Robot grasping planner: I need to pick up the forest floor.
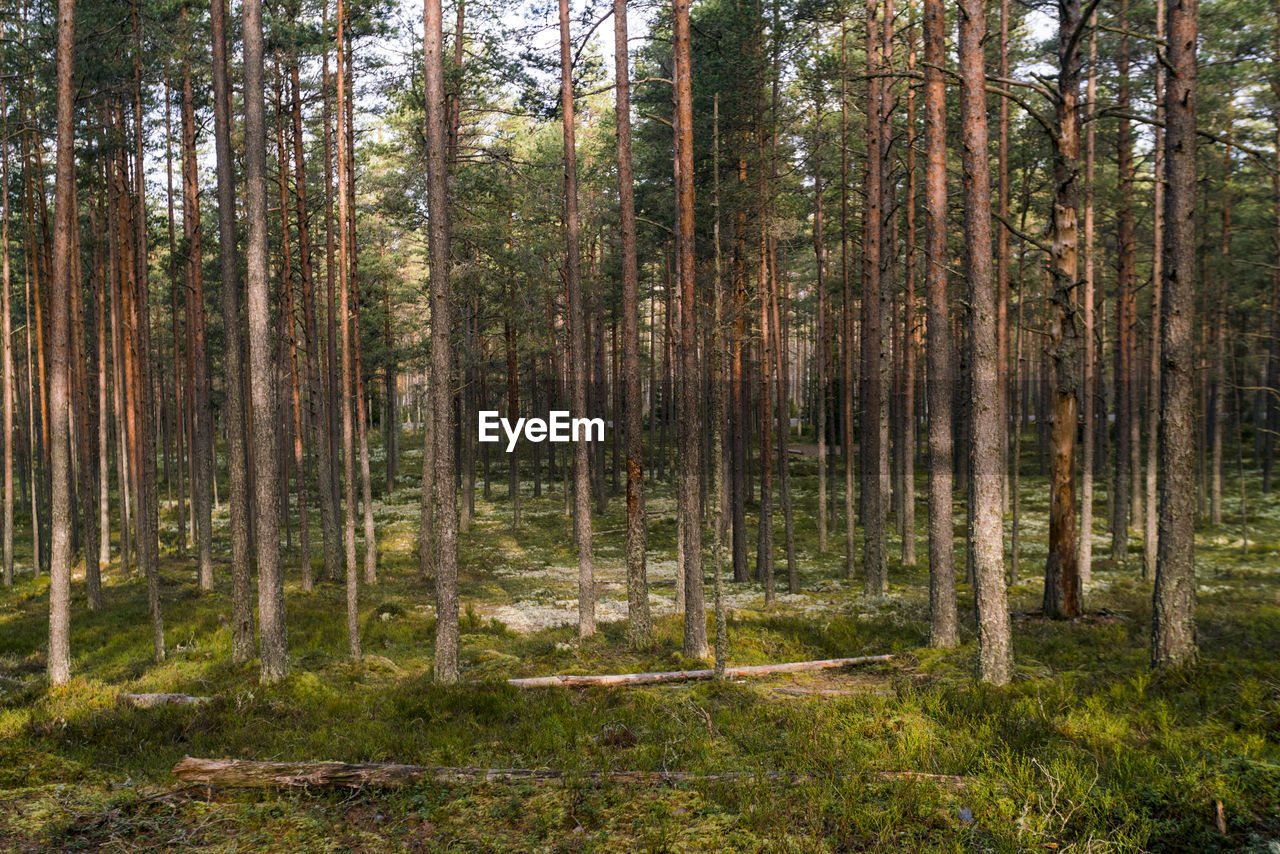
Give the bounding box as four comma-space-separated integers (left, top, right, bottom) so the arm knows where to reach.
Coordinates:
0, 433, 1278, 852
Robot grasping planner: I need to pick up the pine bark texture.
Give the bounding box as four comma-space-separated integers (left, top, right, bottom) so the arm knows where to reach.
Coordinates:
1043, 0, 1084, 620
1152, 0, 1199, 669
923, 0, 956, 649
46, 0, 75, 686
211, 0, 255, 665
674, 0, 707, 658
244, 0, 288, 682
425, 0, 460, 682
958, 0, 1010, 683
615, 0, 651, 649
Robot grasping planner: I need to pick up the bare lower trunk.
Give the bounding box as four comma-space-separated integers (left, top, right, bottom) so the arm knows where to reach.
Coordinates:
292, 62, 341, 584
674, 0, 706, 657
1152, 0, 1198, 669
183, 66, 215, 592
424, 0, 459, 682
811, 113, 829, 556
1113, 2, 1135, 565
923, 0, 955, 648
46, 0, 75, 684
559, 0, 595, 639
1145, 0, 1166, 580
958, 0, 1010, 683
244, 0, 288, 682
840, 24, 856, 582
861, 0, 887, 597
901, 4, 917, 568
1079, 21, 1097, 585
1043, 0, 1083, 619
615, 0, 650, 649
211, 0, 254, 664
1, 71, 15, 587
336, 0, 360, 660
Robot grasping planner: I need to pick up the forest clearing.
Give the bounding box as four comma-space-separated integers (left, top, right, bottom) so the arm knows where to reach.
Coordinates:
3, 0, 1280, 848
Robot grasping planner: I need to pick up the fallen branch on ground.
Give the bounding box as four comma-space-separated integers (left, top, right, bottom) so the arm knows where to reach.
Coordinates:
772, 686, 892, 697
506, 655, 895, 688
171, 757, 963, 790
120, 693, 210, 708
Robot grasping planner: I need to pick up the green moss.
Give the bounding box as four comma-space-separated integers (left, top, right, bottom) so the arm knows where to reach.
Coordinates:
0, 433, 1278, 850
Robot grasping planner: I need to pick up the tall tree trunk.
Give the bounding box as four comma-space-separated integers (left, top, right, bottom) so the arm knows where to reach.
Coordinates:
71, 185, 100, 609
275, 74, 311, 590
424, 0, 459, 683
756, 130, 774, 601
1113, 0, 1135, 565
343, 55, 377, 588
97, 177, 109, 569
46, 0, 75, 685
165, 81, 187, 555
1209, 124, 1231, 525
244, 0, 288, 682
322, 13, 341, 514
812, 113, 828, 555
958, 0, 1010, 683
1152, 0, 1198, 668
1079, 19, 1096, 585
130, 1, 161, 635
840, 22, 856, 582
105, 135, 127, 578
615, 0, 651, 649
731, 157, 748, 582
211, 0, 255, 663
900, 0, 917, 568
673, 0, 706, 657
1, 66, 14, 588
558, 0, 595, 639
711, 92, 728, 674
923, 0, 956, 648
771, 239, 796, 593
383, 289, 398, 490
183, 63, 215, 592
1145, 0, 1166, 579
1042, 0, 1084, 619
862, 0, 887, 596
335, 0, 360, 658
291, 62, 341, 584
997, 0, 1011, 516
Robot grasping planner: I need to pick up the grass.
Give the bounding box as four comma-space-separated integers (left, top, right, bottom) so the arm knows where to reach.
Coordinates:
0, 429, 1278, 852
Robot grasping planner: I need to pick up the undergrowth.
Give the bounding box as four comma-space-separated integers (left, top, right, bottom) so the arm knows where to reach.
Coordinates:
0, 430, 1277, 852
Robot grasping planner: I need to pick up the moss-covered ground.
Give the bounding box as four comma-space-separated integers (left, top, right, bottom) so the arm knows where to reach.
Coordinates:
0, 432, 1277, 851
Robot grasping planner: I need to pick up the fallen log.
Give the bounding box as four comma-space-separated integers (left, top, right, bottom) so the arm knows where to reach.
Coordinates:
120, 693, 210, 708
772, 686, 892, 697
506, 654, 895, 689
171, 757, 963, 791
